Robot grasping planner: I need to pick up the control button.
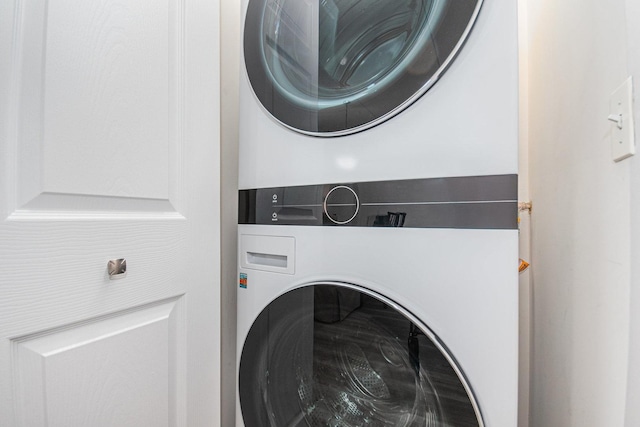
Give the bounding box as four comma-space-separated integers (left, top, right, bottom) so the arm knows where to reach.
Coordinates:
323, 186, 359, 225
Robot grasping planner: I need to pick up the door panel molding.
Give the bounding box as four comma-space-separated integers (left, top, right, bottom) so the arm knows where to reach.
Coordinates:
4, 0, 187, 218
11, 296, 186, 427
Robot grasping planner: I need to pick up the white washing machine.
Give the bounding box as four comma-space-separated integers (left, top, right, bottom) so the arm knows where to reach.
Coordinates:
236, 175, 518, 426
236, 222, 518, 426
239, 0, 518, 188
237, 0, 518, 425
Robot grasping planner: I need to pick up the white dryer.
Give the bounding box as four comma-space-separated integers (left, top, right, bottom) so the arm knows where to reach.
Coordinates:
239, 0, 518, 188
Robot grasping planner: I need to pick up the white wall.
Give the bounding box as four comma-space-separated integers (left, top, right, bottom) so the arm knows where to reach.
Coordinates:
517, 1, 532, 425
624, 0, 640, 425
525, 1, 631, 425
220, 0, 240, 425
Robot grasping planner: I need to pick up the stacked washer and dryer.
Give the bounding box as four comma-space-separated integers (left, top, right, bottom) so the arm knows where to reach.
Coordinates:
237, 0, 519, 425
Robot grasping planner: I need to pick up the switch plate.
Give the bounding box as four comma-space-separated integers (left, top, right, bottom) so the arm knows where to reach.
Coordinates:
610, 77, 635, 162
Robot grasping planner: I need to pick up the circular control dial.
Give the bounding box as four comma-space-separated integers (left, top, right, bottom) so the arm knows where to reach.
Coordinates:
323, 186, 360, 225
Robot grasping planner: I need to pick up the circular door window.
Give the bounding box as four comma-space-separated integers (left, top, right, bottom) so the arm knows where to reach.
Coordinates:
239, 283, 484, 426
244, 0, 482, 136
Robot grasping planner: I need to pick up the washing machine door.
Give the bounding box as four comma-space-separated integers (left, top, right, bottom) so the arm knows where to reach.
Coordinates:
239, 283, 484, 426
244, 0, 482, 136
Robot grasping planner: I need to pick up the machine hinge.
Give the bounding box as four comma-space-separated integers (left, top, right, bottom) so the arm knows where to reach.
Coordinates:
518, 201, 532, 213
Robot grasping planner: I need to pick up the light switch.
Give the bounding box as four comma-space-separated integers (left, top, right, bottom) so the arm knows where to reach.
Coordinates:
609, 77, 635, 162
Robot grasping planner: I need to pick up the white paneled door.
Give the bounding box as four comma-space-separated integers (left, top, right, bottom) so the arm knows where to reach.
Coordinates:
0, 0, 220, 426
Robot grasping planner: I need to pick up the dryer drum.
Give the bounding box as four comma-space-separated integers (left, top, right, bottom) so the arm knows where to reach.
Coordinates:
238, 283, 483, 426
244, 0, 482, 135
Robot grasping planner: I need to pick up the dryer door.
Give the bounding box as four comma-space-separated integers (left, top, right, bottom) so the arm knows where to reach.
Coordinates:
239, 283, 484, 426
243, 0, 482, 136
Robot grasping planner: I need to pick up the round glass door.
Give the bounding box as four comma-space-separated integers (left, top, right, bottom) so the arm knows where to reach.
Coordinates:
244, 0, 482, 136
239, 283, 483, 426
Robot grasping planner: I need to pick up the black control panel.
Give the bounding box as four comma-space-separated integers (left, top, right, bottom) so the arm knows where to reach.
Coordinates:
239, 175, 518, 230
